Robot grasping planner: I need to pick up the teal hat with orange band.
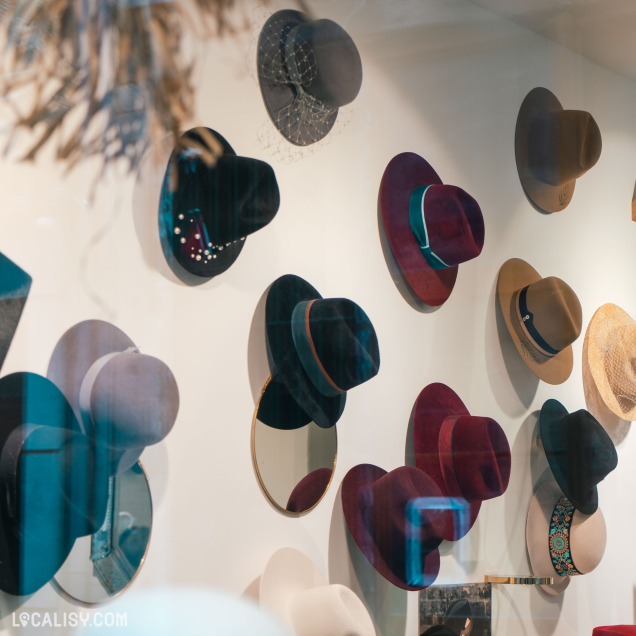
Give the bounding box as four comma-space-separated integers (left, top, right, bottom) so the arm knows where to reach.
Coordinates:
260, 274, 380, 430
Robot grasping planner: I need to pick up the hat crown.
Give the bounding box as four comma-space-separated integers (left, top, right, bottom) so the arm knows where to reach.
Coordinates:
303, 298, 380, 392
169, 128, 280, 244
521, 276, 582, 353
287, 19, 362, 108
415, 184, 484, 267
364, 466, 445, 580
529, 109, 602, 186
445, 415, 511, 502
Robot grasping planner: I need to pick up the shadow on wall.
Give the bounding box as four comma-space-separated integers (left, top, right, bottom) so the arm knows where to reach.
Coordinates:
485, 273, 539, 417
328, 482, 407, 636
247, 282, 272, 406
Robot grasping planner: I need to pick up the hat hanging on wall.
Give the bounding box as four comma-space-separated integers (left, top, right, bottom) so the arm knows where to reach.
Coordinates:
539, 399, 617, 514
515, 86, 602, 213
526, 480, 606, 596
158, 127, 280, 283
0, 372, 108, 596
260, 547, 376, 636
497, 258, 582, 384
0, 253, 31, 374
257, 10, 363, 146
260, 274, 380, 430
379, 153, 485, 307
584, 303, 636, 421
48, 320, 180, 474
413, 383, 511, 541
342, 464, 446, 591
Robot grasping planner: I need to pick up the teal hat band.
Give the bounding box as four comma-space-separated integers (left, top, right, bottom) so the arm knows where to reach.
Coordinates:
409, 185, 450, 270
291, 300, 345, 398
549, 495, 582, 577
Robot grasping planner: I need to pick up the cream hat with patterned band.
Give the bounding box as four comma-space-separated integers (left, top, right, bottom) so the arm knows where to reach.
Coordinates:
526, 481, 606, 596
585, 303, 636, 421
260, 548, 375, 636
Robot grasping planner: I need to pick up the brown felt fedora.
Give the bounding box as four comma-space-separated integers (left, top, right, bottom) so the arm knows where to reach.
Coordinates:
515, 87, 602, 213
497, 258, 582, 384
585, 304, 636, 421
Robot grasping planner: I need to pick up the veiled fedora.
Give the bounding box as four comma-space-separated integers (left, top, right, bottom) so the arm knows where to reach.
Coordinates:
48, 320, 179, 474
413, 383, 511, 541
260, 274, 380, 430
515, 87, 602, 213
585, 303, 636, 420
539, 399, 617, 514
257, 10, 362, 146
159, 127, 280, 282
379, 153, 485, 307
526, 481, 606, 596
260, 548, 375, 636
0, 372, 108, 595
497, 258, 582, 384
0, 253, 31, 374
342, 464, 445, 591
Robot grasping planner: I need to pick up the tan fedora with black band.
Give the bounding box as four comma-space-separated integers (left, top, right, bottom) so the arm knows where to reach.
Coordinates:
497, 258, 582, 384
515, 87, 602, 213
585, 303, 636, 421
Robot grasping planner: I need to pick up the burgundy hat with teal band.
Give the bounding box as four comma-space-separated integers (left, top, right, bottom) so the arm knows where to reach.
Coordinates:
413, 383, 511, 541
342, 464, 446, 590
379, 153, 485, 307
261, 274, 380, 430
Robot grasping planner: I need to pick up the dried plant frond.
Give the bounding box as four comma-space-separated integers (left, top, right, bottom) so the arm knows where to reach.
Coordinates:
0, 0, 261, 175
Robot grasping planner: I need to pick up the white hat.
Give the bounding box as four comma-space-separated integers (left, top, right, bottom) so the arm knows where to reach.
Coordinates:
526, 481, 606, 596
260, 548, 376, 636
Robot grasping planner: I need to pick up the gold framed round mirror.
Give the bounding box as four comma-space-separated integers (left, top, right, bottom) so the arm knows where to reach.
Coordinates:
252, 376, 337, 514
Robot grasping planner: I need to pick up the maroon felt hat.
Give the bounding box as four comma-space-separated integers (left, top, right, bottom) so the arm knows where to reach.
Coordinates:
379, 152, 485, 307
413, 383, 511, 541
341, 463, 445, 591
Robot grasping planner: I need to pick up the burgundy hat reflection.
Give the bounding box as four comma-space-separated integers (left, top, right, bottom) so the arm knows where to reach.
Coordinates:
341, 383, 510, 590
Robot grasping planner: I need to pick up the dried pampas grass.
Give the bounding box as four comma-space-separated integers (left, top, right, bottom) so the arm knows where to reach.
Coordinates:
0, 0, 253, 173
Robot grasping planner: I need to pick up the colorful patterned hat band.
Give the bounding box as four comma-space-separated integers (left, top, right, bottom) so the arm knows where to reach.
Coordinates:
549, 495, 581, 577
409, 186, 451, 270
516, 285, 560, 357
291, 300, 345, 398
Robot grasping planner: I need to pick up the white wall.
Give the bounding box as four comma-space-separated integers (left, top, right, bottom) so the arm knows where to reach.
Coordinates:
0, 0, 635, 634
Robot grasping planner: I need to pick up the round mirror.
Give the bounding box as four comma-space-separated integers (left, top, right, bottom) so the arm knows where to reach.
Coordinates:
252, 376, 337, 513
52, 461, 152, 605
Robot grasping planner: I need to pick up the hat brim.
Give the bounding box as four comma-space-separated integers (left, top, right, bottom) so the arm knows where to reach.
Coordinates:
539, 399, 598, 514
257, 10, 338, 146
341, 463, 440, 591
413, 383, 481, 541
158, 128, 244, 282
265, 275, 346, 429
260, 547, 327, 628
497, 258, 573, 385
515, 87, 575, 213
379, 153, 458, 307
586, 304, 636, 420
0, 372, 82, 595
525, 480, 571, 596
47, 320, 136, 428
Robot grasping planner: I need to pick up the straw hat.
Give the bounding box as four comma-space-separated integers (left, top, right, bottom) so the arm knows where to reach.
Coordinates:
515, 87, 602, 213
526, 481, 606, 596
260, 548, 375, 636
497, 258, 582, 384
585, 304, 636, 421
